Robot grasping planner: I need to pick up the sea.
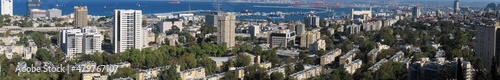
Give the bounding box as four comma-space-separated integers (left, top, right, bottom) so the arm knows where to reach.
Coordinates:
10, 0, 379, 20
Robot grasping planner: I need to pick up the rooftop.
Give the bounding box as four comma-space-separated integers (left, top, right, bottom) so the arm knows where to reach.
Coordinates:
341, 49, 359, 59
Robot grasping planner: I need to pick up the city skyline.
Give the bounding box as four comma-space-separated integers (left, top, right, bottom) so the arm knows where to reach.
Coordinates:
0, 0, 500, 80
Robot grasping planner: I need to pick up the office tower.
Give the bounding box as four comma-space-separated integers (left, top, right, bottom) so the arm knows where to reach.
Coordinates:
300, 29, 321, 48
412, 7, 420, 18
304, 15, 320, 27
74, 6, 88, 28
454, 0, 460, 13
475, 22, 500, 71
47, 8, 62, 18
248, 25, 260, 37
27, 0, 40, 16
59, 27, 102, 59
205, 15, 218, 27
216, 13, 236, 48
113, 9, 144, 53
205, 12, 220, 27
269, 30, 296, 48
1, 0, 13, 15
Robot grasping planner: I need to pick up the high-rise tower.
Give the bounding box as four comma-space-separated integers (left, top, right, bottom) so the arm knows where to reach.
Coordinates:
74, 6, 88, 28
1, 0, 13, 16
113, 9, 144, 53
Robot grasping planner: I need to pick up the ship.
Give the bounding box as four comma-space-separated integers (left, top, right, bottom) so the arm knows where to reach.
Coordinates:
169, 1, 180, 4
241, 9, 252, 13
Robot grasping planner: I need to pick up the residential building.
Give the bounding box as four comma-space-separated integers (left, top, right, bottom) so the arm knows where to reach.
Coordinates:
209, 57, 229, 69
344, 59, 362, 74
288, 22, 306, 35
27, 0, 41, 16
383, 19, 398, 27
158, 20, 184, 33
309, 39, 326, 54
216, 13, 236, 48
113, 77, 133, 80
462, 61, 474, 80
113, 9, 144, 53
59, 27, 102, 59
304, 15, 320, 27
340, 49, 359, 65
290, 65, 322, 80
320, 49, 342, 65
362, 21, 382, 31
74, 6, 88, 28
367, 48, 380, 63
1, 0, 13, 15
300, 29, 320, 48
454, 0, 460, 13
265, 65, 287, 77
29, 9, 46, 18
47, 8, 62, 18
92, 75, 108, 80
345, 24, 361, 34
408, 57, 470, 80
475, 22, 500, 70
205, 72, 225, 80
389, 51, 405, 61
412, 7, 421, 18
165, 34, 179, 45
82, 73, 101, 80
268, 30, 296, 48
351, 7, 372, 22
179, 67, 206, 80
248, 25, 260, 37
136, 68, 162, 80
368, 59, 388, 72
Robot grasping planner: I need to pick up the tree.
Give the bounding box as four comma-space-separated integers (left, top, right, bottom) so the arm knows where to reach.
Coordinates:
161, 66, 181, 80
235, 54, 251, 67
295, 63, 305, 72
270, 72, 285, 80
110, 67, 135, 79
221, 71, 239, 80
198, 57, 217, 75
167, 26, 181, 35
244, 65, 270, 80
35, 49, 52, 61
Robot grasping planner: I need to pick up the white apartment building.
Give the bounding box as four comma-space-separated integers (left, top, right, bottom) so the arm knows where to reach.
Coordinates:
59, 27, 102, 59
113, 9, 144, 53
47, 8, 62, 18
158, 20, 183, 33
1, 0, 13, 16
